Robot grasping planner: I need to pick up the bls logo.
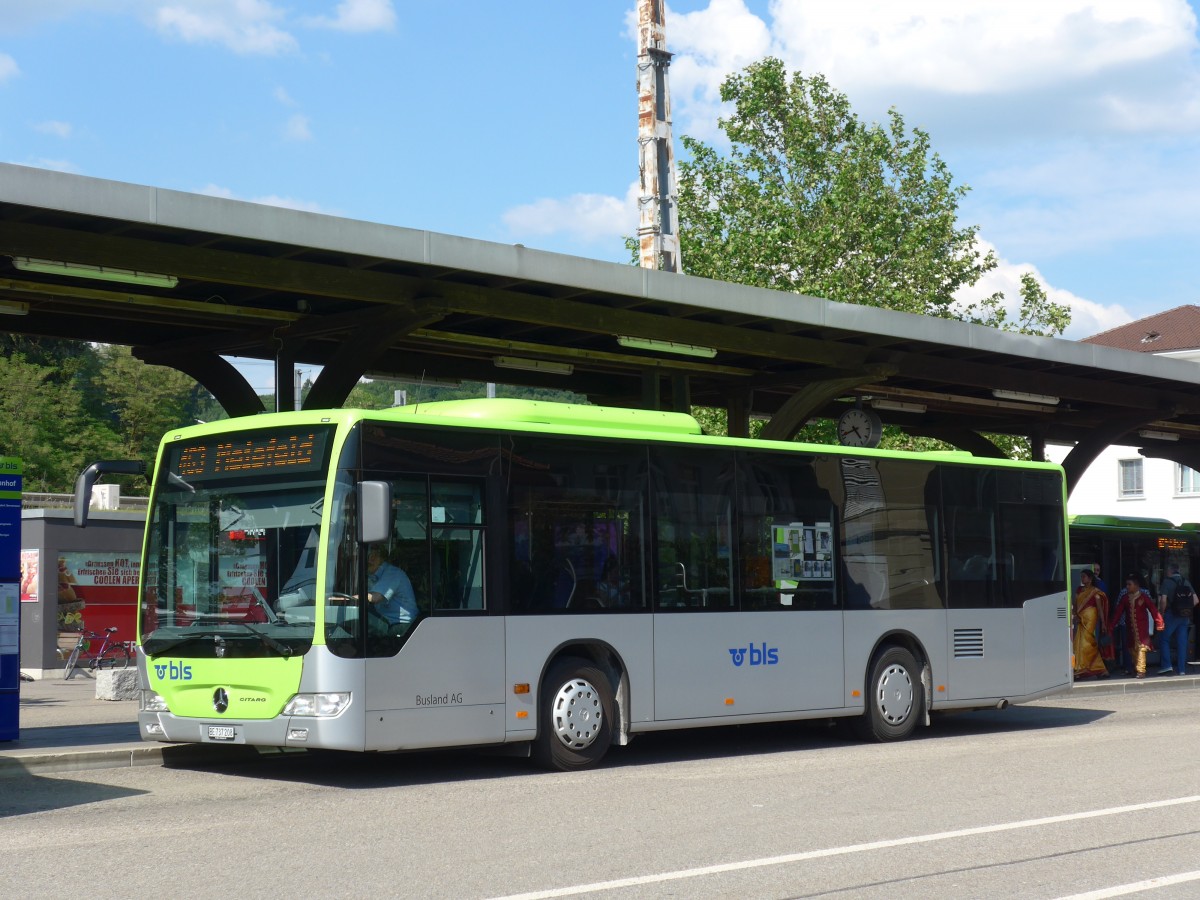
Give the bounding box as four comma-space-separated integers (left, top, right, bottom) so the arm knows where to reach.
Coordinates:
154, 662, 193, 681
728, 643, 779, 667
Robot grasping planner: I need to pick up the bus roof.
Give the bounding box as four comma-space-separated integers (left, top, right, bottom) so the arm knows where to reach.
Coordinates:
1069, 514, 1185, 532
387, 398, 702, 435
162, 399, 1063, 472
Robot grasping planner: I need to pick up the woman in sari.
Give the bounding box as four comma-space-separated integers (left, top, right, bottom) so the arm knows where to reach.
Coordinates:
1108, 574, 1165, 678
1073, 570, 1109, 678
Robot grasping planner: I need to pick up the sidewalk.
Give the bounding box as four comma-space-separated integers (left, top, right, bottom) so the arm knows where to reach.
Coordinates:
3, 670, 1198, 779
0, 674, 293, 778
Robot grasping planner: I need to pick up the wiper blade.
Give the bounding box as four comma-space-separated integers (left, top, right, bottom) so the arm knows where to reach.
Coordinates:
241, 623, 294, 657
144, 630, 222, 655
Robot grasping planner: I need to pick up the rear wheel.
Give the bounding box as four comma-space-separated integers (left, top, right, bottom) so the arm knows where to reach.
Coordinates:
94, 644, 132, 670
854, 646, 922, 742
532, 658, 613, 771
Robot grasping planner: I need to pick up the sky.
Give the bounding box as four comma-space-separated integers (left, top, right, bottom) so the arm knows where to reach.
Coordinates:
3, 1, 1200, 391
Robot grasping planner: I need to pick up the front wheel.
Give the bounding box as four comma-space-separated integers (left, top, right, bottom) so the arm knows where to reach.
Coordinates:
532, 659, 614, 771
854, 646, 922, 742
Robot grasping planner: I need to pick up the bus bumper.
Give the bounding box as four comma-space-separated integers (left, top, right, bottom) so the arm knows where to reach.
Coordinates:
137, 709, 364, 751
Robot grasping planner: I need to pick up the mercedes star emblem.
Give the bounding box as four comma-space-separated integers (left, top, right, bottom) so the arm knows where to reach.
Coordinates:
213, 687, 229, 713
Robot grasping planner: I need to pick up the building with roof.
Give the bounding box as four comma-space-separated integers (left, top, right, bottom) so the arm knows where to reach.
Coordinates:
1047, 306, 1200, 525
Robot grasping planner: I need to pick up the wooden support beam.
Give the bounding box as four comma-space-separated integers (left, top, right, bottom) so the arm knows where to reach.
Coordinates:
759, 367, 896, 441
133, 348, 264, 418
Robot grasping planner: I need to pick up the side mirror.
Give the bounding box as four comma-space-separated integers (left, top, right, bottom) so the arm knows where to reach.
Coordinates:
357, 480, 392, 544
74, 460, 147, 528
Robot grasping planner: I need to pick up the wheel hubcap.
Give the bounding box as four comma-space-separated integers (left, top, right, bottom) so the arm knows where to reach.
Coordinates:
551, 677, 603, 749
876, 663, 914, 725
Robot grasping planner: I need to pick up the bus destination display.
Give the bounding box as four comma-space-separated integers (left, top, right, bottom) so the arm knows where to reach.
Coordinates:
170, 428, 330, 481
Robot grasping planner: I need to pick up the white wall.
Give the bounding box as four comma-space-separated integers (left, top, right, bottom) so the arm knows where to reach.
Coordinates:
1046, 443, 1200, 526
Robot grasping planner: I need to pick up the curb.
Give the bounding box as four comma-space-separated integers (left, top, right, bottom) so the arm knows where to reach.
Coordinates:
1069, 674, 1200, 698
0, 742, 304, 779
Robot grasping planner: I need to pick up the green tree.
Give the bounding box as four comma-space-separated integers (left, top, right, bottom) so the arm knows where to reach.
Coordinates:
666, 58, 1069, 455
0, 353, 121, 492
94, 345, 211, 489
674, 57, 1069, 335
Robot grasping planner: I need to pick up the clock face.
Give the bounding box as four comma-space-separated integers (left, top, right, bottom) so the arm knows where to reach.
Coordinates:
837, 408, 882, 448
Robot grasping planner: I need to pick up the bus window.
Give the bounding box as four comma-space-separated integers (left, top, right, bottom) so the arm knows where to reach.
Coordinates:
839, 458, 943, 610
738, 453, 837, 610
506, 438, 646, 613
430, 480, 485, 610
997, 470, 1065, 605
652, 448, 735, 610
943, 467, 1000, 608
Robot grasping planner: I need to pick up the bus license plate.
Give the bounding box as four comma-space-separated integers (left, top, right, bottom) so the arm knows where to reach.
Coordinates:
207, 725, 236, 741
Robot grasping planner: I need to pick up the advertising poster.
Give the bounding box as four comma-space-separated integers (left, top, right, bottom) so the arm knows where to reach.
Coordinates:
20, 549, 38, 602
58, 553, 141, 643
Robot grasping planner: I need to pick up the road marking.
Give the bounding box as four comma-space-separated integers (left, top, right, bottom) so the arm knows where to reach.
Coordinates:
491, 795, 1200, 900
1054, 870, 1200, 899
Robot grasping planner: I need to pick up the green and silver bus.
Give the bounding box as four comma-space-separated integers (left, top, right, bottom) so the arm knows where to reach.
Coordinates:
77, 399, 1072, 769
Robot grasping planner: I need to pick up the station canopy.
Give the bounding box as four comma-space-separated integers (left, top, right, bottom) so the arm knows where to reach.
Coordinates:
3, 163, 1199, 488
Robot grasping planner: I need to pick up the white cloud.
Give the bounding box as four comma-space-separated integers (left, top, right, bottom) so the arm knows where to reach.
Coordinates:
954, 240, 1132, 339
152, 0, 297, 55
283, 113, 312, 142
33, 120, 72, 138
502, 182, 640, 244
769, 0, 1197, 95
273, 86, 297, 107
304, 0, 396, 33
0, 53, 18, 83
660, 1, 1200, 138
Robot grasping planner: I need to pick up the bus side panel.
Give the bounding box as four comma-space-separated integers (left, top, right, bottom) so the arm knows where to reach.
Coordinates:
653, 611, 843, 721
841, 610, 947, 710
363, 618, 506, 751
945, 608, 1024, 700
503, 614, 654, 739
1023, 592, 1072, 694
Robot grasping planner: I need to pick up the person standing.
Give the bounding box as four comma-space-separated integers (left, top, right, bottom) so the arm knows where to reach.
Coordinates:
1157, 562, 1197, 676
1109, 575, 1165, 679
1073, 570, 1109, 679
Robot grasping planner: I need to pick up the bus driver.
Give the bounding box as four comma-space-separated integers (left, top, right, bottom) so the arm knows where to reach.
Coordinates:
365, 546, 419, 627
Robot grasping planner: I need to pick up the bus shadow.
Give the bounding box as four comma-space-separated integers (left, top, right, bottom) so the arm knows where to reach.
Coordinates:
172, 703, 1112, 788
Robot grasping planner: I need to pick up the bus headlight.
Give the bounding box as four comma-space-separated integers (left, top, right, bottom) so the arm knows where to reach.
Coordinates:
141, 691, 169, 712
283, 692, 350, 717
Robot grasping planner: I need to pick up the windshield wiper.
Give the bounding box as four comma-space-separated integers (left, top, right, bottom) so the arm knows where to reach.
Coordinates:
143, 629, 224, 656
240, 623, 293, 657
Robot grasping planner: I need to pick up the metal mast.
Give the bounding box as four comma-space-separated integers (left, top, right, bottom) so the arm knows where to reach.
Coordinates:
636, 0, 682, 273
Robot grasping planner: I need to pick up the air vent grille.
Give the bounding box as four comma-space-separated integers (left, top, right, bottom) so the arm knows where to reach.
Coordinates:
954, 627, 985, 658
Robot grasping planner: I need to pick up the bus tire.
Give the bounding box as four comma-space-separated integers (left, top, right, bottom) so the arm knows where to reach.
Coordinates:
533, 659, 613, 771
855, 646, 921, 742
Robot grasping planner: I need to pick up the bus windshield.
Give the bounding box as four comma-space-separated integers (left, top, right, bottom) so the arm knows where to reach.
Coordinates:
141, 469, 328, 659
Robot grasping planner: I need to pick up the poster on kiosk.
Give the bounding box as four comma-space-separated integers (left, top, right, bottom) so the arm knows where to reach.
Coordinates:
0, 457, 21, 742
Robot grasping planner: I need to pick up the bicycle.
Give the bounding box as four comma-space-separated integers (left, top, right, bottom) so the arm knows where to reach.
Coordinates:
62, 627, 132, 680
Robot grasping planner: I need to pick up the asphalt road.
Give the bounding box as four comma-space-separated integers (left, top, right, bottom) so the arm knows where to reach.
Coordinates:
4, 691, 1200, 899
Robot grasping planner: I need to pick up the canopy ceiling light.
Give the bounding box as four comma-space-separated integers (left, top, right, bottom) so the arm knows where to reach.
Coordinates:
494, 356, 574, 376
1138, 429, 1180, 442
0, 299, 29, 316
871, 398, 926, 414
11, 256, 179, 289
364, 372, 462, 389
616, 335, 717, 358
990, 389, 1059, 406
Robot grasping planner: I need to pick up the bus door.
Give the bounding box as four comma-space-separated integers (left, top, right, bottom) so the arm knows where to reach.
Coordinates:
358, 475, 505, 749
652, 452, 844, 721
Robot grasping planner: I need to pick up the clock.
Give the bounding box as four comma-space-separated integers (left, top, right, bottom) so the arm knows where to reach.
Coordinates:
837, 407, 883, 448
